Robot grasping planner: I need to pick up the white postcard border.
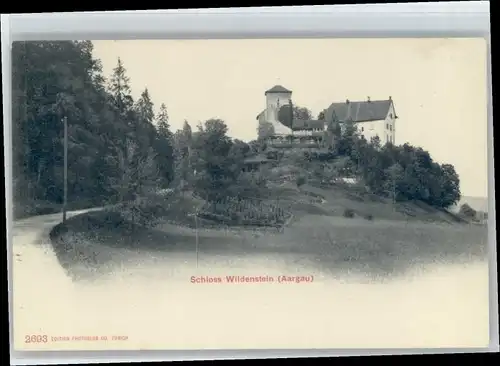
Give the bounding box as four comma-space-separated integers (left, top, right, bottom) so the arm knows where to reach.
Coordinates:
2, 2, 497, 365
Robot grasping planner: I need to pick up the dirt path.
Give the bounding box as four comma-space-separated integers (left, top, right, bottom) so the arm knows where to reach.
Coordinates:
10, 208, 105, 347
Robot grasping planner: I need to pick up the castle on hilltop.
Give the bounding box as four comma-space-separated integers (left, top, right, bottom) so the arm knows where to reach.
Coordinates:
256, 84, 398, 148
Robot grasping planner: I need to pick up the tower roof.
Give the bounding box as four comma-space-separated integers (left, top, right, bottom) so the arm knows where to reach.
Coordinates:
265, 85, 292, 94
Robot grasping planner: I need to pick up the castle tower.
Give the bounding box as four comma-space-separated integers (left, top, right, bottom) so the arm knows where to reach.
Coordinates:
265, 85, 292, 123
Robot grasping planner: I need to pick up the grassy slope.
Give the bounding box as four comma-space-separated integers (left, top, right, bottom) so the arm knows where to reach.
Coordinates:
270, 182, 466, 224
48, 183, 487, 280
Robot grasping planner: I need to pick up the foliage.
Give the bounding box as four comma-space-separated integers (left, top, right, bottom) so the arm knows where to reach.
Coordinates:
364, 214, 374, 221
248, 139, 266, 154
198, 196, 290, 227
277, 101, 313, 128
296, 176, 307, 187
12, 40, 461, 222
11, 41, 174, 218
190, 119, 242, 201
343, 208, 355, 218
329, 127, 461, 208
172, 120, 194, 190
293, 105, 313, 121
257, 120, 275, 140
337, 119, 359, 157
459, 203, 476, 218
153, 103, 175, 185
384, 162, 404, 203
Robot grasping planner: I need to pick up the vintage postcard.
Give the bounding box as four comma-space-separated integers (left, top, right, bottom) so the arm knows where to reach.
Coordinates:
9, 38, 493, 352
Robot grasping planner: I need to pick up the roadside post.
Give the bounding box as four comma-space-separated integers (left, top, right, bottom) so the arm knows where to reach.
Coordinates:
62, 116, 68, 223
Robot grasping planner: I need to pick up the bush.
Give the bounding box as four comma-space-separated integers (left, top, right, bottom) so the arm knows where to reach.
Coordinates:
296, 176, 307, 187
115, 192, 181, 228
343, 208, 355, 218
458, 203, 476, 218
364, 214, 374, 221
199, 197, 289, 227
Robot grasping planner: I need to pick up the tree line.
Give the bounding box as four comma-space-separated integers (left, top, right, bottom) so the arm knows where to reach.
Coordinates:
11, 41, 260, 217
302, 119, 461, 208
11, 41, 175, 214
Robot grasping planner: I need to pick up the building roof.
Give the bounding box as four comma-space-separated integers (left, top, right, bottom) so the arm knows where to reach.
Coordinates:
324, 98, 394, 123
265, 85, 292, 94
291, 119, 325, 131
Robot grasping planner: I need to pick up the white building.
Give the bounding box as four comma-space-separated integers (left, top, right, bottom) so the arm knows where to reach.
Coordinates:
256, 85, 398, 147
256, 85, 294, 136
323, 97, 398, 145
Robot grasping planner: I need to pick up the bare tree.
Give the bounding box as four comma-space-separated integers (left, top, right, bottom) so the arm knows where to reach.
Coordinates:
108, 138, 163, 229
108, 138, 137, 203
136, 147, 161, 195
385, 163, 404, 205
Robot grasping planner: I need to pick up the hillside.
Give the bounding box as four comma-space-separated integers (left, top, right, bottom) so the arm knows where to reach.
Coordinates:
264, 181, 466, 225
253, 156, 466, 225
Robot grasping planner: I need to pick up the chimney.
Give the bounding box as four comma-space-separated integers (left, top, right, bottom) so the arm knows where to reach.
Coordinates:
346, 99, 350, 104
367, 96, 371, 102
389, 96, 392, 101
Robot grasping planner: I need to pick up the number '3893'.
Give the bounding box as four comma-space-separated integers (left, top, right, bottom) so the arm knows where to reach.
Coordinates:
25, 335, 48, 343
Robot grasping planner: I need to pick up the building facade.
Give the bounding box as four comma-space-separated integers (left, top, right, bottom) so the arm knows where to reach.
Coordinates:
323, 97, 397, 145
256, 85, 334, 150
256, 84, 398, 149
257, 85, 294, 136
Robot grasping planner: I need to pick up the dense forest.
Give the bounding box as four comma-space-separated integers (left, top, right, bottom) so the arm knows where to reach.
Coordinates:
11, 41, 175, 217
10, 41, 258, 218
11, 41, 461, 220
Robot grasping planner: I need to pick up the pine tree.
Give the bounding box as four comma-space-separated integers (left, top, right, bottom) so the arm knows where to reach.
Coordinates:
152, 103, 174, 186
136, 88, 155, 126
108, 58, 135, 147
172, 121, 193, 191
134, 88, 157, 152
181, 120, 193, 145
156, 103, 172, 140
109, 58, 134, 116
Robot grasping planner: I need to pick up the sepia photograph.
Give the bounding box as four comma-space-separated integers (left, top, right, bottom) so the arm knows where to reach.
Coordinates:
9, 37, 492, 351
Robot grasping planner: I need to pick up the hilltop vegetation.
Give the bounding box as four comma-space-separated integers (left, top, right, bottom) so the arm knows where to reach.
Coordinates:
13, 41, 463, 230
294, 118, 461, 210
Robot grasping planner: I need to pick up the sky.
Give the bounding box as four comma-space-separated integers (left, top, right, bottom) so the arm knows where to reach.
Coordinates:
92, 38, 489, 198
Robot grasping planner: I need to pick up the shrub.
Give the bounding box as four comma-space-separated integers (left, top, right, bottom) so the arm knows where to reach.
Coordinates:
459, 203, 476, 218
296, 176, 307, 187
199, 197, 289, 227
364, 214, 374, 221
343, 208, 355, 218
115, 191, 181, 228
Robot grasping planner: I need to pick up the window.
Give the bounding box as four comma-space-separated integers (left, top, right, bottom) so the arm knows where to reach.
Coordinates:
361, 127, 364, 132
386, 123, 389, 129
